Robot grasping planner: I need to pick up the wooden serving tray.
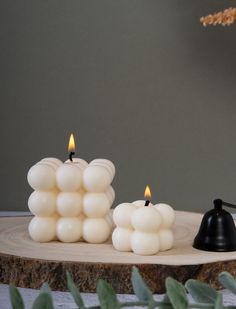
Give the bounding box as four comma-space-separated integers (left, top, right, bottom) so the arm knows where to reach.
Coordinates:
1, 211, 236, 293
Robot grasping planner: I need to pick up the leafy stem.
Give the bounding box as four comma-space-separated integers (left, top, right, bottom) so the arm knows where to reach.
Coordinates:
119, 301, 218, 308
8, 268, 236, 309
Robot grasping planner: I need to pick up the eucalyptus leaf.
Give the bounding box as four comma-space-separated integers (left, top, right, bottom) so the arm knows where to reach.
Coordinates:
219, 272, 236, 294
40, 283, 51, 294
185, 279, 217, 304
131, 266, 153, 302
214, 293, 223, 309
66, 271, 85, 309
9, 284, 24, 309
8, 267, 236, 309
32, 293, 54, 309
97, 279, 120, 309
165, 277, 188, 309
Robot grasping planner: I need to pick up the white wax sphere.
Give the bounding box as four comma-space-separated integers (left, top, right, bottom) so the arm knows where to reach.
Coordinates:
56, 163, 82, 191
159, 229, 174, 251
28, 191, 57, 216
83, 218, 111, 243
131, 207, 162, 232
57, 192, 82, 217
105, 186, 115, 204
83, 166, 112, 192
27, 164, 56, 191
154, 203, 175, 228
41, 157, 63, 167
29, 217, 57, 242
112, 227, 132, 252
56, 218, 83, 242
133, 200, 153, 207
90, 159, 115, 179
65, 158, 88, 170
131, 231, 160, 255
105, 210, 115, 229
113, 203, 137, 229
83, 193, 110, 218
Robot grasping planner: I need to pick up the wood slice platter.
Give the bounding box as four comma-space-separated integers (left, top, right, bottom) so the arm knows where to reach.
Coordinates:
1, 211, 236, 293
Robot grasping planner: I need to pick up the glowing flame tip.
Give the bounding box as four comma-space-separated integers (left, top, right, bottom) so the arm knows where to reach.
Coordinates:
144, 185, 151, 199
68, 133, 75, 153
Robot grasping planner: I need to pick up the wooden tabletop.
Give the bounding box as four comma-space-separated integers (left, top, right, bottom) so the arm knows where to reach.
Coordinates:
1, 211, 236, 293
0, 212, 236, 265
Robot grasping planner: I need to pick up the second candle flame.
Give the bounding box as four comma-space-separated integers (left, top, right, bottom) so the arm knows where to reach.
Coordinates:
144, 185, 151, 199
68, 134, 75, 153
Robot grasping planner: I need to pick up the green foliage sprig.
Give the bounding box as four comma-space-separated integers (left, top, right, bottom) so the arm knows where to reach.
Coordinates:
8, 267, 236, 309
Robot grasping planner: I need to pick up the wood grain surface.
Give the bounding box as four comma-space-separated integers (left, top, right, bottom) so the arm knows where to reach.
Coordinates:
1, 212, 236, 293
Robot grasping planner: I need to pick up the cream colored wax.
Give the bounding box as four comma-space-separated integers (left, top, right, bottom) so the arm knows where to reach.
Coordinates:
28, 156, 115, 244
112, 200, 175, 255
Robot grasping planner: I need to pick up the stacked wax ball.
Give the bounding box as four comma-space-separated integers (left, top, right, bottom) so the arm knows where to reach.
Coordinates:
27, 157, 115, 243
112, 200, 175, 255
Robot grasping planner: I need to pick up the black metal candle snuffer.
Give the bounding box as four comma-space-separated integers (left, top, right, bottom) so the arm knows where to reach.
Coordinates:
193, 199, 236, 252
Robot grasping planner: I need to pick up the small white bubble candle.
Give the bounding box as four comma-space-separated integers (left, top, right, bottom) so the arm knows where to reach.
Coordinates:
112, 186, 175, 255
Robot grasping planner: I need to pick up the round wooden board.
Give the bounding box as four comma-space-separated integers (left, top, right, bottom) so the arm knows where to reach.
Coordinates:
1, 211, 236, 293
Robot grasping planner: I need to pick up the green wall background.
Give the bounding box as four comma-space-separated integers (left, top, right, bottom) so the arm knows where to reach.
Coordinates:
1, 1, 236, 212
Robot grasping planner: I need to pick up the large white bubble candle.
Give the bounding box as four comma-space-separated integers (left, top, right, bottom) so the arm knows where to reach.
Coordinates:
28, 133, 116, 244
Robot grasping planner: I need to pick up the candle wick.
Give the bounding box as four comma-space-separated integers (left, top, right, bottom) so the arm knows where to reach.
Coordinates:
144, 200, 150, 206
69, 152, 75, 162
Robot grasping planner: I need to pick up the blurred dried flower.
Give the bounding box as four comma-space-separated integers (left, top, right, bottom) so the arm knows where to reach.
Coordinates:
200, 7, 236, 26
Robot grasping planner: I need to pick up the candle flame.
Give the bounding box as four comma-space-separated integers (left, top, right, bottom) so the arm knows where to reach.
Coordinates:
144, 185, 151, 199
68, 134, 75, 153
